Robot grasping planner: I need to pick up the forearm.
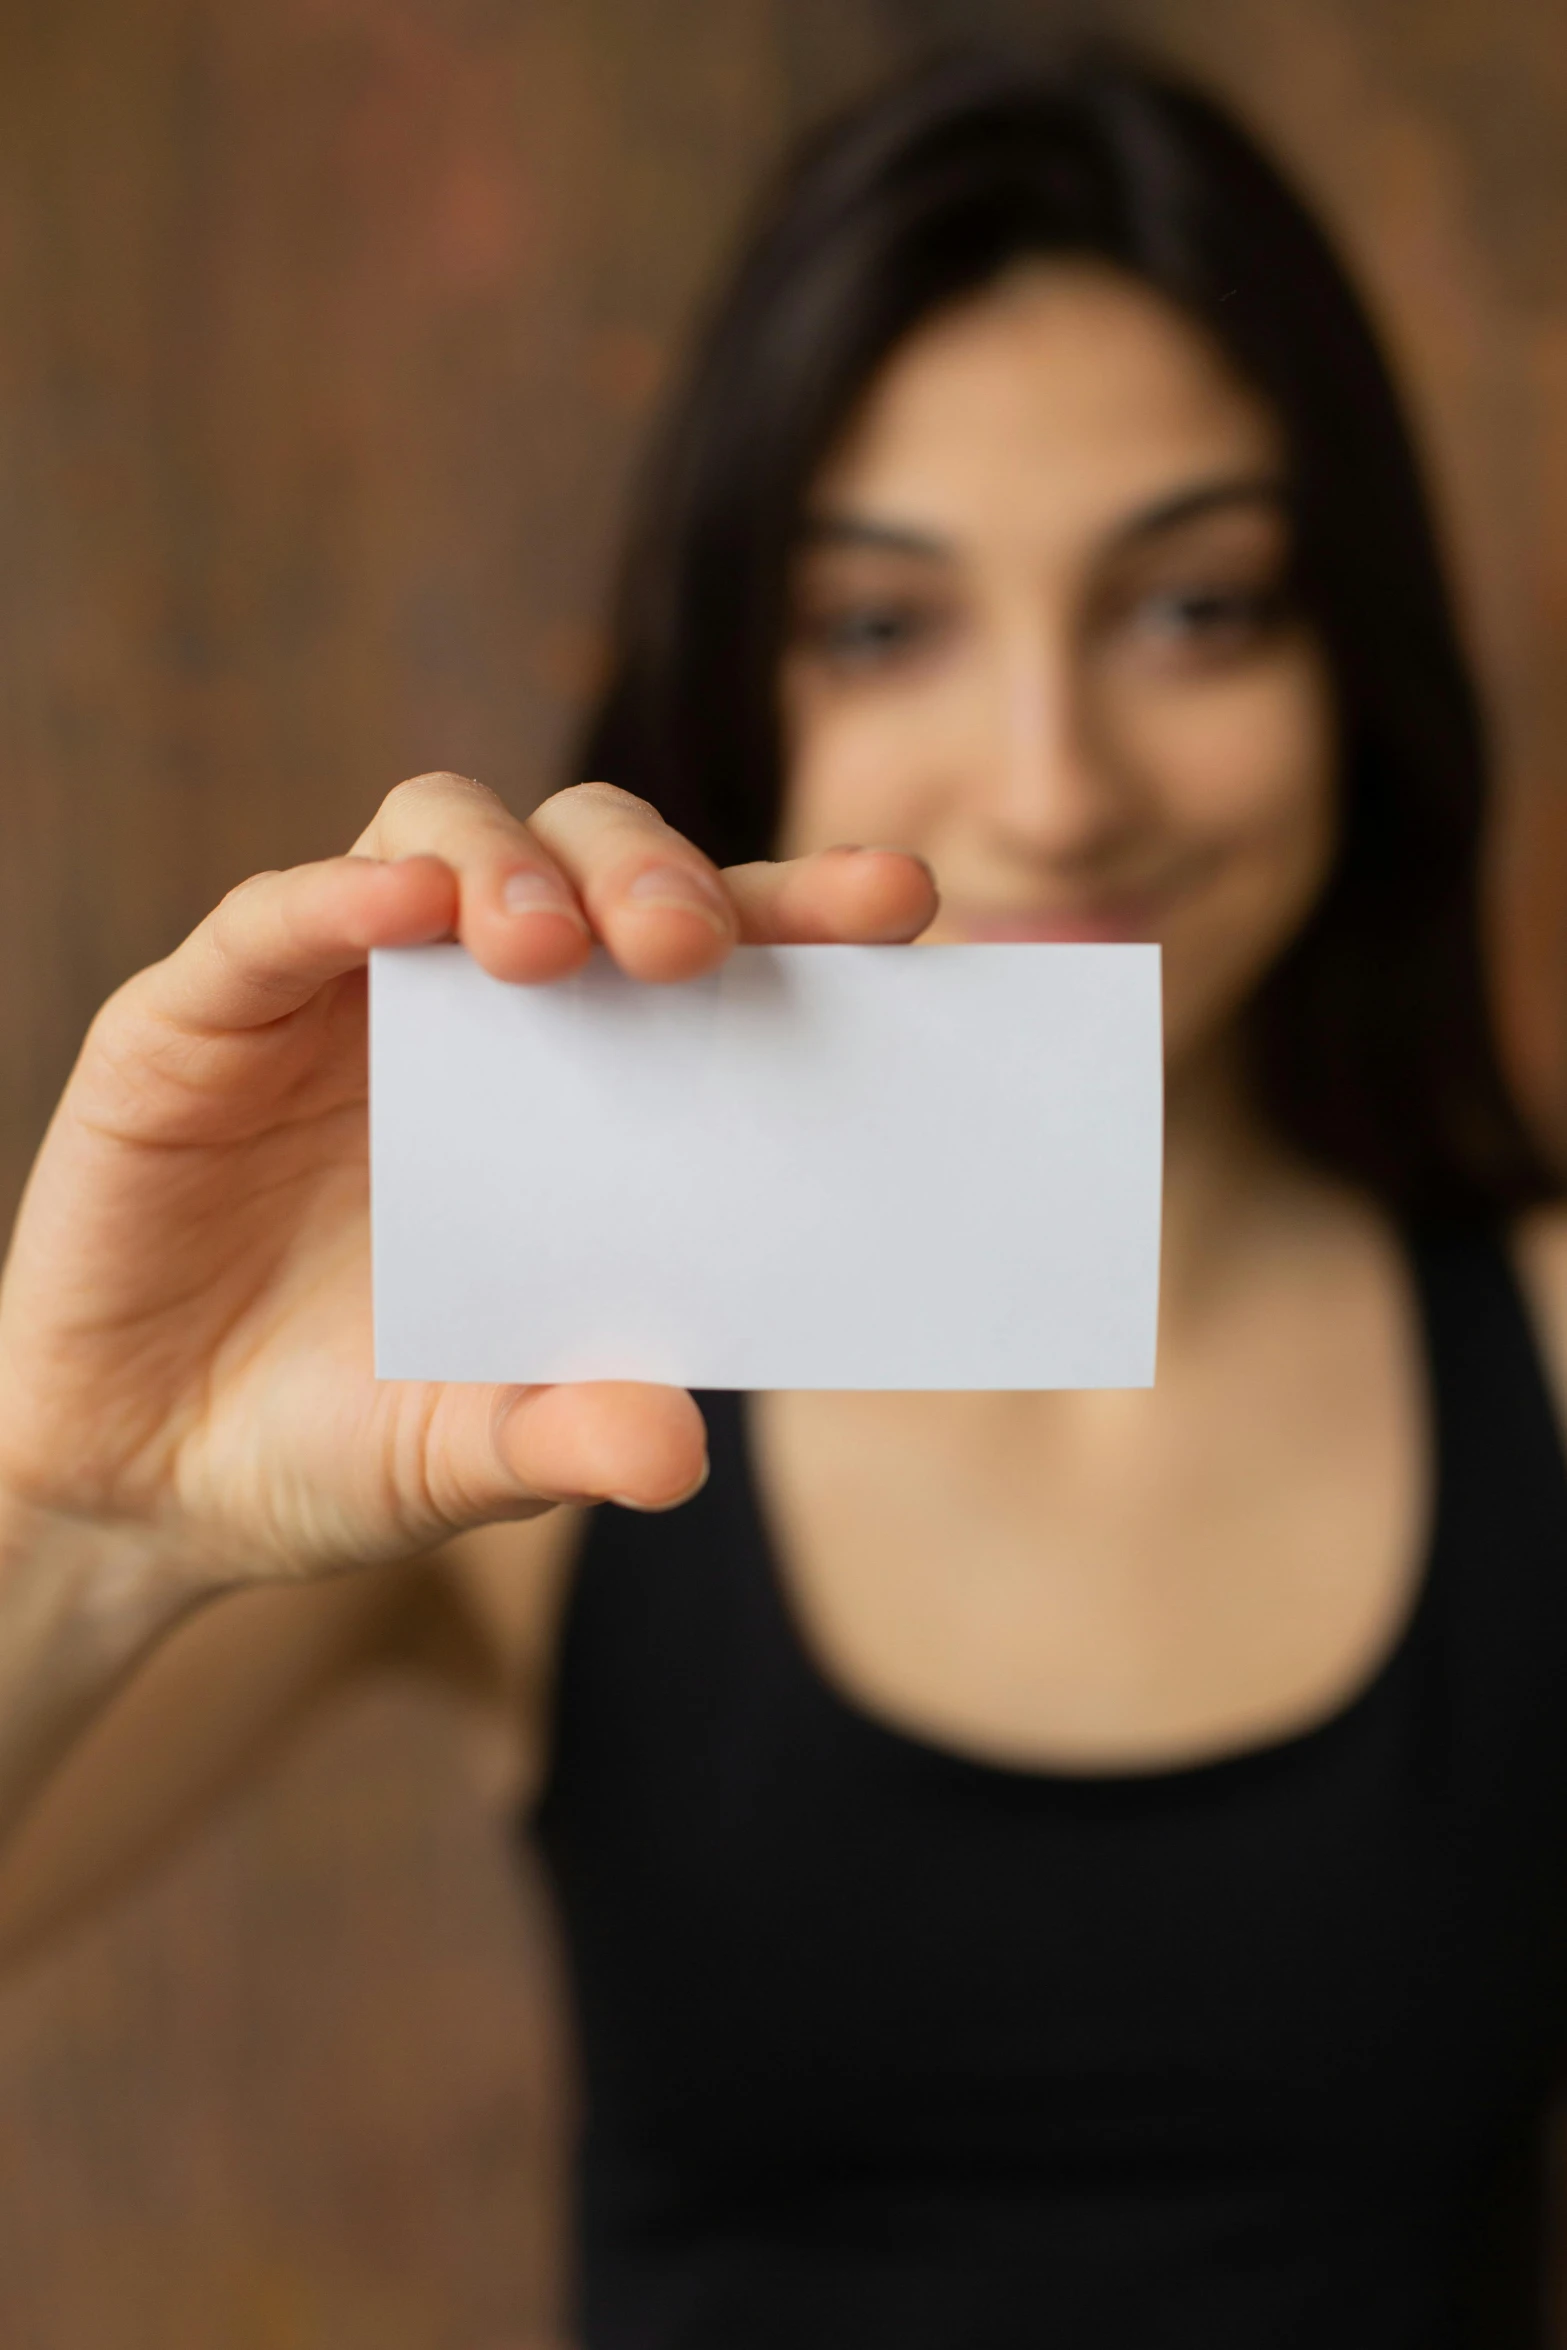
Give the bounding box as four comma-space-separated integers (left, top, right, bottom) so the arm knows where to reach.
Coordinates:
0, 1490, 219, 1856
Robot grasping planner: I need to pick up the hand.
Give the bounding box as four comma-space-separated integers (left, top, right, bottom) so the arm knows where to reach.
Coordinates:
0, 777, 936, 1587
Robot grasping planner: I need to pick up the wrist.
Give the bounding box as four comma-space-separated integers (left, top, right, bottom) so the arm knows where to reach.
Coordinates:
0, 1483, 235, 1863
0, 1482, 228, 1665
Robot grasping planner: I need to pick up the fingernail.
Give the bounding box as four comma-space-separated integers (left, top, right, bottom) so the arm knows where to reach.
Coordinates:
503, 868, 587, 926
625, 863, 733, 934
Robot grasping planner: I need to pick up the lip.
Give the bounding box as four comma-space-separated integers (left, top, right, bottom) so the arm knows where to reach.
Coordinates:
941, 898, 1167, 945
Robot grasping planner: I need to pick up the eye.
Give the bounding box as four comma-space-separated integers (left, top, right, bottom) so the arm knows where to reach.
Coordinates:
1132, 581, 1285, 650
797, 599, 943, 672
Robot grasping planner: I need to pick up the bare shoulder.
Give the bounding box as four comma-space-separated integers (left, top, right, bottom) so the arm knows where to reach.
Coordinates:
1510, 1202, 1567, 1425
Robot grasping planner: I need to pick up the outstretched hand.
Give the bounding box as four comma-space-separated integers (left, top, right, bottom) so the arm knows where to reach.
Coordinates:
0, 777, 935, 1588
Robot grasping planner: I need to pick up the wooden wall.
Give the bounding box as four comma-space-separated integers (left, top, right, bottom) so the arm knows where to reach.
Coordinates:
0, 0, 1563, 2340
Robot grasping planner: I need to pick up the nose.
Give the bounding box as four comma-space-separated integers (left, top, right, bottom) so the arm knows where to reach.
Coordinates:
978, 625, 1134, 868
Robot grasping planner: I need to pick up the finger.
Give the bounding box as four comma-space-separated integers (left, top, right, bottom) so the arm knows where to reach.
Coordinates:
722, 845, 937, 945
133, 855, 459, 1034
358, 772, 593, 983
529, 781, 739, 983
421, 1380, 710, 1524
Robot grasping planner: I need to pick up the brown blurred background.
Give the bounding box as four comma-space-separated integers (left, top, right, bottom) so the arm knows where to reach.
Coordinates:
1, 0, 1565, 2342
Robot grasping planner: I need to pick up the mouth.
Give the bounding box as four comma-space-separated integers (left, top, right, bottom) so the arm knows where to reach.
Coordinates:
938, 893, 1173, 946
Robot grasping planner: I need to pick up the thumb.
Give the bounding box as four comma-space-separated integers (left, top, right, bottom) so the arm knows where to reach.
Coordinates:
416, 1379, 710, 1529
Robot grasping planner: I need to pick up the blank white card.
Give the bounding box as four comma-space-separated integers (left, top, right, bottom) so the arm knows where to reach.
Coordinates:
370, 942, 1162, 1390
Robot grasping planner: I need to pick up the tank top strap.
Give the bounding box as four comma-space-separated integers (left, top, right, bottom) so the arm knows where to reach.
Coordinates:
1400, 1222, 1567, 1799
1405, 1221, 1567, 1561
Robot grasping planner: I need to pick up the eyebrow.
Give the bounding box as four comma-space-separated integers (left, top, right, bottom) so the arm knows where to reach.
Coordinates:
1110, 471, 1288, 547
797, 514, 951, 560
798, 472, 1288, 565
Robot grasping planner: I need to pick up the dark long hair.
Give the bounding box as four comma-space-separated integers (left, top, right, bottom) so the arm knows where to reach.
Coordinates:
575, 44, 1558, 1219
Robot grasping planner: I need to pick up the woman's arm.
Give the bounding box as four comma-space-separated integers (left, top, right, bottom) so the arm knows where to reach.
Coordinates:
0, 1507, 581, 1970
0, 770, 933, 1935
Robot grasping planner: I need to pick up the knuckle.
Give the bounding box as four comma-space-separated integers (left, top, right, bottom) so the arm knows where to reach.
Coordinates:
382, 771, 491, 821
216, 868, 280, 912
204, 896, 251, 981
557, 779, 663, 825
375, 777, 420, 827
399, 769, 482, 793
84, 977, 140, 1058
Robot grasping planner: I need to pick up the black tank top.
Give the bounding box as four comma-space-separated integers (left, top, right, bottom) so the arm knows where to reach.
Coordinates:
533, 1226, 1567, 2348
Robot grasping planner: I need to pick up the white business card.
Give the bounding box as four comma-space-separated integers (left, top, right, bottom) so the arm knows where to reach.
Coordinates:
371, 941, 1161, 1389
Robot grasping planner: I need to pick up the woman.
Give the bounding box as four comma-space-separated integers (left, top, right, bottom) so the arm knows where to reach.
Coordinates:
0, 41, 1562, 2348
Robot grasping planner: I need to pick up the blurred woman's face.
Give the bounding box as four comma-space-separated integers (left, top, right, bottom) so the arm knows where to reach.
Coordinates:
778, 262, 1336, 1070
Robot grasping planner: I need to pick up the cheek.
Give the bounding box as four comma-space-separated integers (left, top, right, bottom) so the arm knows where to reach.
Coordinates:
1134, 649, 1338, 1033
776, 666, 961, 858
1144, 650, 1335, 895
